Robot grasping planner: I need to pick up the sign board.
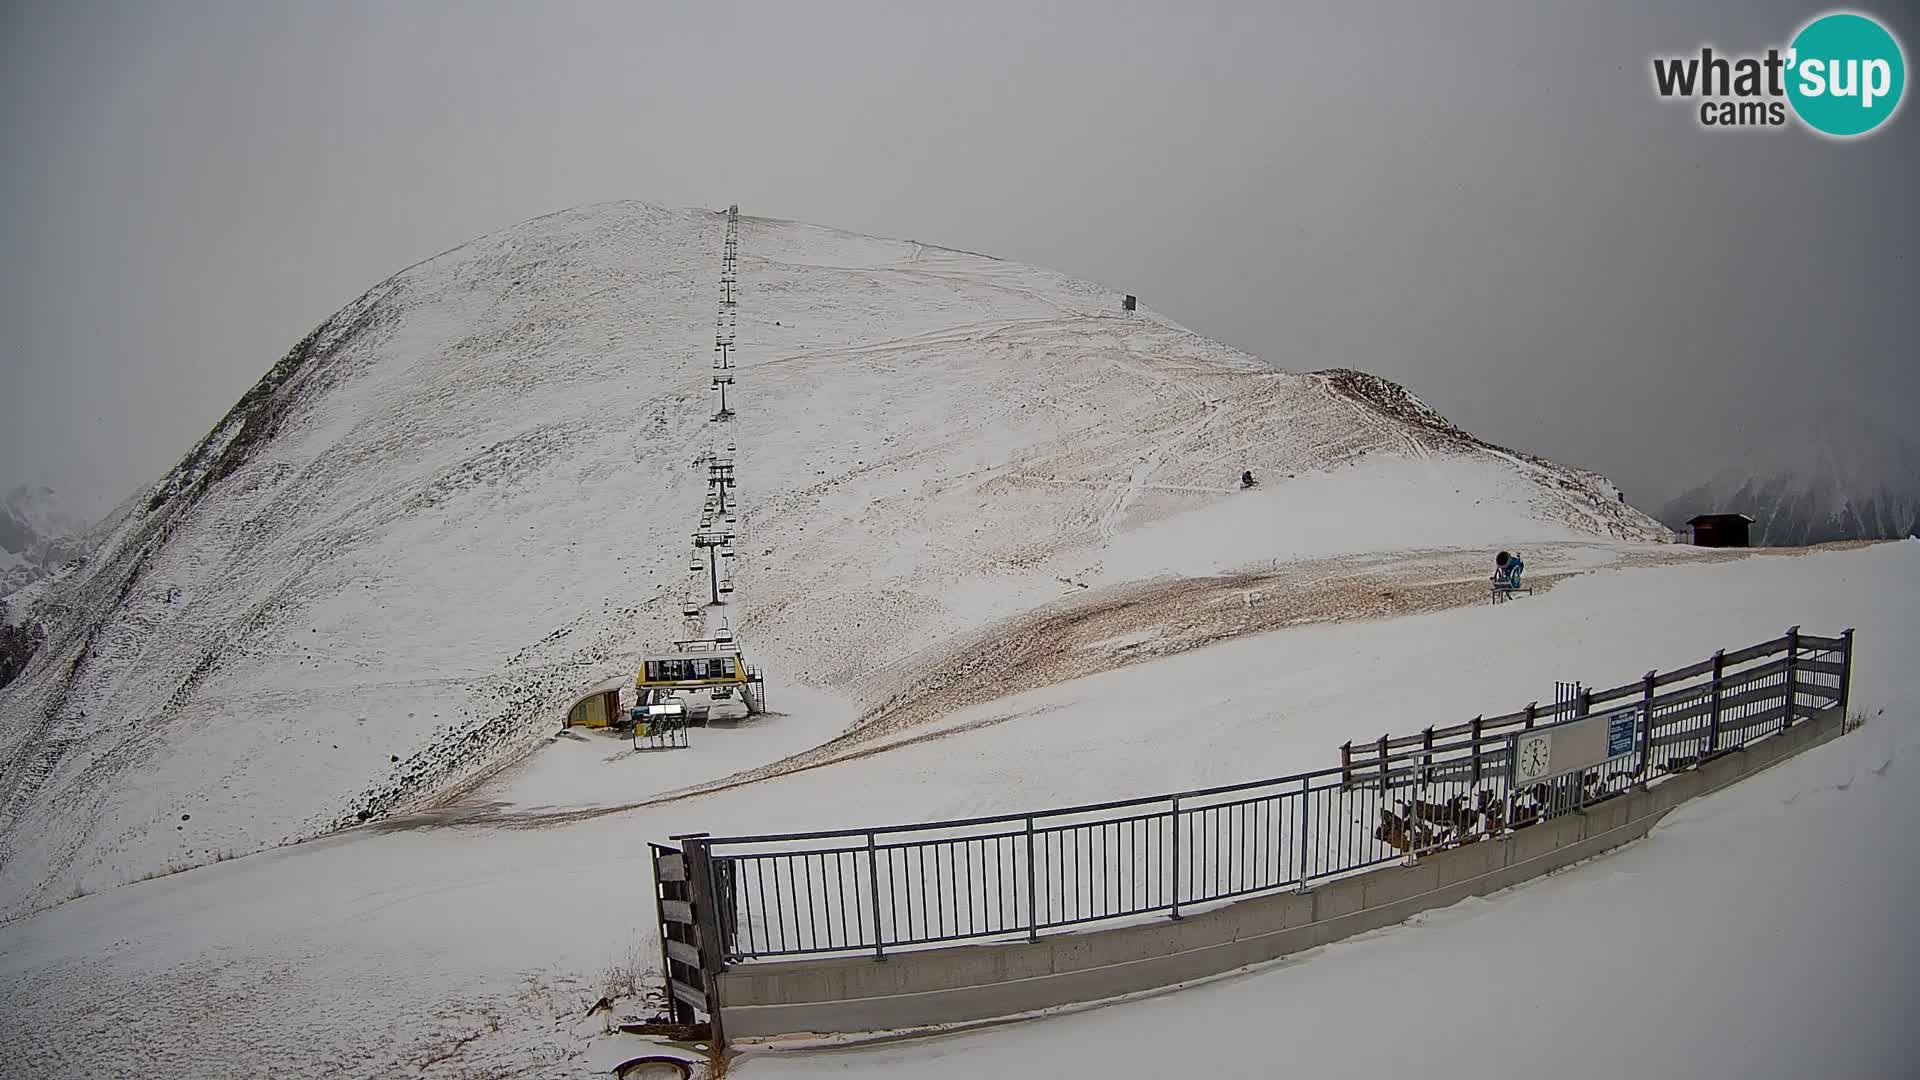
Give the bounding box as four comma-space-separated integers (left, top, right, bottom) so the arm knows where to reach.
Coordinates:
1510, 708, 1640, 785
1606, 708, 1638, 758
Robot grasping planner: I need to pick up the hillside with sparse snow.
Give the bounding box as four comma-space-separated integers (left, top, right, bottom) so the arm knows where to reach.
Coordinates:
0, 201, 1665, 917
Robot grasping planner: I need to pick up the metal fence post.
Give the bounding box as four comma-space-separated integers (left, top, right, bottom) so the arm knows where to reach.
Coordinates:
1839, 628, 1855, 725
1169, 796, 1183, 920
1025, 816, 1040, 941
1295, 776, 1312, 892
1781, 626, 1800, 734
1376, 734, 1389, 788
1469, 716, 1483, 785
1638, 669, 1656, 781
1705, 649, 1725, 756
1502, 734, 1517, 833
1524, 702, 1537, 729
1340, 741, 1352, 789
866, 831, 884, 960
1575, 688, 1592, 810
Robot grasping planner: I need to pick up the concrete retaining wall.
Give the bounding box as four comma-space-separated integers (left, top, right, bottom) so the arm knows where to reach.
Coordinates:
719, 705, 1843, 1039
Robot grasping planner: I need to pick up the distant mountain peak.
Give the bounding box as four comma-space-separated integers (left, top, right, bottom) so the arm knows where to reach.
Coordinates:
0, 485, 96, 598
1659, 417, 1920, 545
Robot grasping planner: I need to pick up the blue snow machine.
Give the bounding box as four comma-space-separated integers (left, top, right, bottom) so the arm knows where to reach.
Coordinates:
1490, 550, 1530, 603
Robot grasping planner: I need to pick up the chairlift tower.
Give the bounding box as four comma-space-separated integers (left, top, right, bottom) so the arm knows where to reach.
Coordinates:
692, 528, 736, 605
708, 460, 736, 514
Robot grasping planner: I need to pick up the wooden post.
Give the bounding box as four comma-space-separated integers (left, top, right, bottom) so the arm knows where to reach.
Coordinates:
1340, 741, 1352, 789
650, 845, 691, 1025
677, 833, 727, 1048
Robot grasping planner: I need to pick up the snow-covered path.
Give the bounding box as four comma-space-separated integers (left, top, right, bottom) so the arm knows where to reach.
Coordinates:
3, 541, 1913, 1079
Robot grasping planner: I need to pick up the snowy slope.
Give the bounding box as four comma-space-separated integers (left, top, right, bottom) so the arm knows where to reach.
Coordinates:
1660, 415, 1920, 545
0, 201, 1663, 918
1, 540, 1911, 1080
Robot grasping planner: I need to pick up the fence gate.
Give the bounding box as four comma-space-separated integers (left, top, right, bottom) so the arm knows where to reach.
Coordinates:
635, 712, 690, 751
650, 836, 728, 1044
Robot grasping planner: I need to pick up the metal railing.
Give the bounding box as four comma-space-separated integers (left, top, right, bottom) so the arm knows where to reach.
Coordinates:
662, 628, 1852, 963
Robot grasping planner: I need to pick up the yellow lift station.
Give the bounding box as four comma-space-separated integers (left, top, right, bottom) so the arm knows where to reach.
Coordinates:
634, 638, 766, 723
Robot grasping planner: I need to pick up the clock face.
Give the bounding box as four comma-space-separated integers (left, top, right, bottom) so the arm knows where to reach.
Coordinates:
1515, 733, 1553, 782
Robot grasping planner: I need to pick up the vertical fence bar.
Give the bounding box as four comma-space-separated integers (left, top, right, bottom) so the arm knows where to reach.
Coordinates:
866, 832, 884, 960
1706, 650, 1726, 756
1169, 796, 1183, 920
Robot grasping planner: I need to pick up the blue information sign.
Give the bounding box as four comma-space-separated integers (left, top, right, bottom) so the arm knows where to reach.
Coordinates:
1607, 709, 1637, 758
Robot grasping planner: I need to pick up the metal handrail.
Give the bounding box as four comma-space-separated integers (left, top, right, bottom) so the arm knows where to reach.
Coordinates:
673, 628, 1852, 963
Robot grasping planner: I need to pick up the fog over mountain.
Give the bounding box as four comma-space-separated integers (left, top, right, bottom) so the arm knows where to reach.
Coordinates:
0, 485, 98, 598
1659, 416, 1920, 545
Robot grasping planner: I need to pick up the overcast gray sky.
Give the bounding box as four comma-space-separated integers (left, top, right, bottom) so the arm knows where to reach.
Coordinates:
3, 0, 1915, 521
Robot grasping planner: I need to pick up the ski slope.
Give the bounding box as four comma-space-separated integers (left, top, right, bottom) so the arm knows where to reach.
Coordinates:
2, 540, 1913, 1079
0, 202, 1661, 917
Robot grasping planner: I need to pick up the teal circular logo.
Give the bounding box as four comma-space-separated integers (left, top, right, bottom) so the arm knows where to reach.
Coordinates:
1787, 12, 1906, 137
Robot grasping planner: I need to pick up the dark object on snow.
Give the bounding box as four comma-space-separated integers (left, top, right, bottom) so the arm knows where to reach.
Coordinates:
1122, 294, 1137, 312
1686, 513, 1752, 547
1239, 470, 1256, 489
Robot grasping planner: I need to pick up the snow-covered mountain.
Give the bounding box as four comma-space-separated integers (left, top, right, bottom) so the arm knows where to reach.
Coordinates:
0, 485, 96, 599
0, 201, 1664, 916
1659, 417, 1920, 545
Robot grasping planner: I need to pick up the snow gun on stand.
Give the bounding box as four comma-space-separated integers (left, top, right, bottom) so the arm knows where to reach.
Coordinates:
1490, 550, 1531, 603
